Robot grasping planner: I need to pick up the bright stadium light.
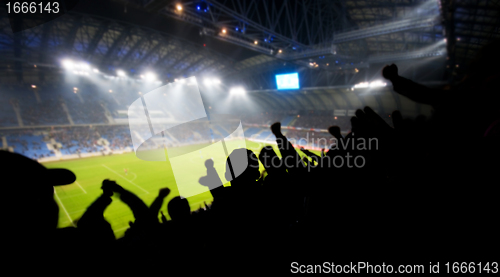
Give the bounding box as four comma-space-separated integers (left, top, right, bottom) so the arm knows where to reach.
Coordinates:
353, 80, 386, 90
80, 63, 90, 71
213, 79, 221, 84
93, 68, 99, 73
117, 70, 126, 77
144, 72, 156, 81
204, 79, 212, 85
222, 28, 227, 34
369, 80, 387, 87
230, 87, 246, 95
62, 59, 74, 69
176, 4, 182, 11
353, 82, 369, 89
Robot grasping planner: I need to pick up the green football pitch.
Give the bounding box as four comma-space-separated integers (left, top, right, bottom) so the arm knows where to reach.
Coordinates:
44, 139, 299, 238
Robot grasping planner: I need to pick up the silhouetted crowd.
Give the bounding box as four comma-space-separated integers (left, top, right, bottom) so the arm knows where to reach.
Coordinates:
3, 42, 500, 269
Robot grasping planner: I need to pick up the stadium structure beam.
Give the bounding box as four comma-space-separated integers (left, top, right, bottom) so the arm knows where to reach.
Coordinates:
136, 38, 163, 68
101, 28, 132, 67
332, 16, 441, 44
202, 0, 309, 48
85, 21, 110, 59
118, 34, 150, 68
367, 49, 446, 64
160, 0, 348, 55
153, 43, 179, 67
65, 16, 83, 55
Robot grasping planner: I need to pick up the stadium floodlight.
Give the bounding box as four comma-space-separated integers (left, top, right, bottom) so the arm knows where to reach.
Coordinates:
353, 81, 386, 90
230, 87, 246, 95
254, 41, 258, 45
80, 63, 90, 71
204, 79, 213, 85
278, 49, 282, 53
213, 79, 221, 85
73, 87, 78, 90
117, 70, 126, 77
369, 80, 387, 88
62, 59, 74, 69
222, 28, 226, 34
31, 85, 36, 88
176, 4, 182, 11
144, 72, 157, 81
93, 68, 99, 73
353, 82, 369, 89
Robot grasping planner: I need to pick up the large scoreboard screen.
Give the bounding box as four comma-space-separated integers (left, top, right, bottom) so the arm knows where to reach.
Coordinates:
276, 73, 300, 90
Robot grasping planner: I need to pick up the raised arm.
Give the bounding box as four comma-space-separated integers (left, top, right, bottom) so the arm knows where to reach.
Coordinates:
76, 189, 115, 243
102, 179, 150, 222
383, 64, 444, 106
149, 188, 171, 219
270, 122, 305, 172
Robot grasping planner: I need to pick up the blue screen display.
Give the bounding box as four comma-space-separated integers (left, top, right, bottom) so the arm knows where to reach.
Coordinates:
276, 73, 300, 90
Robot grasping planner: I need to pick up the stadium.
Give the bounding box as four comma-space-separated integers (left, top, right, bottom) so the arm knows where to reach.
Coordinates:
1, 0, 500, 266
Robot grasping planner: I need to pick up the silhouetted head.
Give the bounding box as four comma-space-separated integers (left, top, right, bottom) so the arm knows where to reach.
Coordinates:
0, 150, 76, 232
205, 159, 214, 168
168, 196, 191, 221
225, 148, 260, 188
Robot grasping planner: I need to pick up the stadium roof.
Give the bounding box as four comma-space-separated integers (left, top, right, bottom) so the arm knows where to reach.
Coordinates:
0, 0, 498, 89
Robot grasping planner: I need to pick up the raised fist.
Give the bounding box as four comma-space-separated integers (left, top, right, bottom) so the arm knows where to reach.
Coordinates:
101, 179, 124, 194
382, 64, 398, 80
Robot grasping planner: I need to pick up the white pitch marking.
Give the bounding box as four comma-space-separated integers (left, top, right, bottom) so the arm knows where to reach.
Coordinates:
130, 172, 137, 182
101, 164, 149, 194
54, 187, 76, 227
74, 181, 87, 194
